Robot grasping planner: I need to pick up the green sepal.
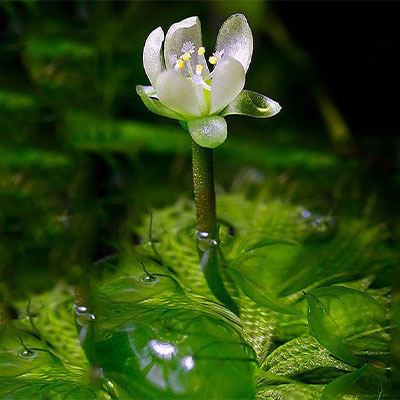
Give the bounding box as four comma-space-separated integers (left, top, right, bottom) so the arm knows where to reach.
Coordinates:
136, 85, 184, 121
220, 89, 281, 118
187, 115, 227, 148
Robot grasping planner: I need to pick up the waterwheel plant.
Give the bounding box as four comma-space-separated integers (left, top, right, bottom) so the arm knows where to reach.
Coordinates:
137, 14, 281, 311
0, 10, 393, 400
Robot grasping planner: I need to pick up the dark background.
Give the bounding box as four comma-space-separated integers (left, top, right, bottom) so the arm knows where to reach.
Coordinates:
0, 0, 398, 294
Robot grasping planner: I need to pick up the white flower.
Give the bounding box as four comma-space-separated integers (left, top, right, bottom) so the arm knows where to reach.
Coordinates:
137, 14, 281, 148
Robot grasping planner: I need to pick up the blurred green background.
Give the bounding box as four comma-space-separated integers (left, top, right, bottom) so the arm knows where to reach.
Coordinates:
0, 0, 398, 297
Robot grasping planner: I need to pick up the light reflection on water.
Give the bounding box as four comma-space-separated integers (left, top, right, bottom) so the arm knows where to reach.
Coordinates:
149, 339, 176, 360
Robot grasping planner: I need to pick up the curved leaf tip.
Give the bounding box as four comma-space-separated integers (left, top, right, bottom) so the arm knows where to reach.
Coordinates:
221, 89, 281, 118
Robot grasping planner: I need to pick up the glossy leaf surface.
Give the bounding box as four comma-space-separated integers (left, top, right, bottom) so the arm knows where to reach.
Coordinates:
306, 286, 388, 366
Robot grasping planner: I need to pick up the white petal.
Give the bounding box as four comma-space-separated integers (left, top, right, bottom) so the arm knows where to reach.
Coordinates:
209, 56, 245, 115
164, 16, 203, 70
155, 70, 201, 119
143, 27, 165, 87
215, 13, 253, 72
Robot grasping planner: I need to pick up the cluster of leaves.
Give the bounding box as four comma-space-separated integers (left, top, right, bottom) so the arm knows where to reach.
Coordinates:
0, 185, 393, 398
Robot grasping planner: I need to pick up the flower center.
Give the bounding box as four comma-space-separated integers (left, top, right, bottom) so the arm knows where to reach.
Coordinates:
170, 42, 225, 92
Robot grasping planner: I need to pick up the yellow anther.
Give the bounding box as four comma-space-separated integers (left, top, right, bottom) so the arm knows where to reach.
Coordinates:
176, 59, 184, 69
198, 46, 206, 56
183, 52, 191, 61
209, 56, 217, 65
196, 64, 204, 75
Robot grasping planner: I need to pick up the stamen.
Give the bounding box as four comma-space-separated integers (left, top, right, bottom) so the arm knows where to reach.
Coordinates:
209, 56, 217, 65
198, 46, 206, 56
174, 59, 184, 70
196, 64, 203, 75
214, 49, 225, 61
183, 52, 191, 62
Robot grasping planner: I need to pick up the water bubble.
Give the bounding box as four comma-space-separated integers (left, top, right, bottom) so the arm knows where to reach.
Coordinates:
301, 210, 311, 218
19, 349, 38, 359
197, 231, 209, 238
298, 208, 338, 242
196, 230, 219, 252
74, 304, 96, 327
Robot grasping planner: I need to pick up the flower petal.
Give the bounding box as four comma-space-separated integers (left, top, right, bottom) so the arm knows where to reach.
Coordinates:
164, 16, 203, 69
155, 69, 201, 119
143, 27, 165, 87
188, 116, 227, 148
136, 85, 184, 120
220, 89, 281, 118
209, 56, 245, 115
215, 13, 253, 72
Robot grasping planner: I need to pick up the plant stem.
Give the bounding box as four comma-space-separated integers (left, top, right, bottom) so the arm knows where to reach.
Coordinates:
191, 140, 217, 240
191, 139, 239, 315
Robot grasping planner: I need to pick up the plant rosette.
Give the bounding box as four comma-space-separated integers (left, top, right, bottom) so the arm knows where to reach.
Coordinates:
137, 14, 281, 148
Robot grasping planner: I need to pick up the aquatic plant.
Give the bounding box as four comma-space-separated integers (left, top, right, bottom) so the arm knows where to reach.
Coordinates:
137, 14, 281, 310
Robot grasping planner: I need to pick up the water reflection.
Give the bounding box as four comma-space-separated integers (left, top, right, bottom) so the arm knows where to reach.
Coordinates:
181, 355, 195, 371
149, 339, 176, 360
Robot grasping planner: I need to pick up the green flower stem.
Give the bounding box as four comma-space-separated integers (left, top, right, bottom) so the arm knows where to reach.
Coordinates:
191, 139, 217, 240
191, 138, 239, 316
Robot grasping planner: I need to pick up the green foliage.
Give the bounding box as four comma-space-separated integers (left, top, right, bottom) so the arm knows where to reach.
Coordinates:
320, 364, 389, 400
0, 187, 393, 399
0, 2, 395, 398
306, 286, 389, 366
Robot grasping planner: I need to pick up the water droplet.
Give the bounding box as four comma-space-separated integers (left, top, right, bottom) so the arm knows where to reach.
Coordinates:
90, 366, 104, 380
197, 231, 209, 238
74, 304, 96, 327
196, 230, 219, 252
141, 273, 159, 284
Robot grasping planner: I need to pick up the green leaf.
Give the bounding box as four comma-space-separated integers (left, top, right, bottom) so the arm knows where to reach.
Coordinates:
257, 383, 325, 400
136, 85, 185, 120
320, 364, 389, 400
261, 334, 353, 378
80, 272, 256, 399
200, 247, 239, 315
187, 115, 227, 148
220, 89, 281, 118
228, 240, 304, 314
0, 287, 111, 399
306, 286, 388, 366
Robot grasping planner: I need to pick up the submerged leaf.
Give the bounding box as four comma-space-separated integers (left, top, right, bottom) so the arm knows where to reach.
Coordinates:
78, 260, 255, 399
228, 240, 305, 314
261, 334, 353, 378
320, 364, 389, 400
306, 286, 388, 366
